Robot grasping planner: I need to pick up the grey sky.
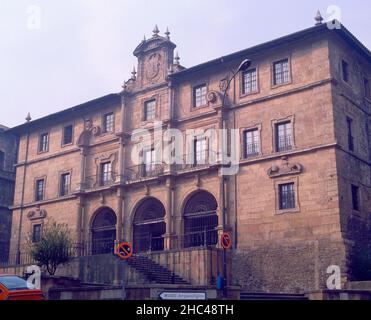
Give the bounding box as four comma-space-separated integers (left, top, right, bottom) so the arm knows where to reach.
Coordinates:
0, 0, 370, 128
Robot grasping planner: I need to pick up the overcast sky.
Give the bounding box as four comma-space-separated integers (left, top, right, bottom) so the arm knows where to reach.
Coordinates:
0, 0, 370, 128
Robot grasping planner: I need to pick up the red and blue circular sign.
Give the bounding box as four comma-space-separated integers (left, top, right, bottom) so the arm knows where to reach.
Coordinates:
220, 232, 232, 249
117, 242, 133, 260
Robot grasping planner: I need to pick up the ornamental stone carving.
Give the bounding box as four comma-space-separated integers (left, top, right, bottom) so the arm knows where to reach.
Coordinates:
267, 159, 303, 178
27, 208, 47, 221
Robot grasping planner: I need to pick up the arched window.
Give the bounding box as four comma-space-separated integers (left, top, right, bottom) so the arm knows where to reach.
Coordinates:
133, 198, 166, 252
91, 208, 117, 255
184, 191, 218, 248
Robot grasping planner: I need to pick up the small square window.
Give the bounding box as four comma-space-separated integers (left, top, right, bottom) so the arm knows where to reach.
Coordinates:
351, 185, 360, 211
243, 129, 260, 158
35, 179, 45, 201
103, 113, 114, 133
273, 59, 289, 85
144, 100, 156, 121
342, 60, 350, 83
279, 183, 296, 210
62, 125, 73, 145
32, 224, 42, 243
60, 173, 71, 196
193, 84, 207, 108
39, 133, 49, 152
242, 68, 258, 94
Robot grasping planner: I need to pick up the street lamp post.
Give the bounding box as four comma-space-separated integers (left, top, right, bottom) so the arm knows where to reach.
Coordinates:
220, 58, 251, 297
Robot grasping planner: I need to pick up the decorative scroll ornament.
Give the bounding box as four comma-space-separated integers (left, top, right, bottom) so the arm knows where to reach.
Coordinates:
27, 208, 47, 221
77, 118, 101, 147
207, 90, 220, 104
267, 158, 303, 178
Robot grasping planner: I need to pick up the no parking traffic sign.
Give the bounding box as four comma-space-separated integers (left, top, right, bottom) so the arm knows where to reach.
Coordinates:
117, 241, 133, 260
220, 232, 232, 250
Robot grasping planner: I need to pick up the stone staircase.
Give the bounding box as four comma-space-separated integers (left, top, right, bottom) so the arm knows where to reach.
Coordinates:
240, 292, 308, 300
126, 254, 189, 285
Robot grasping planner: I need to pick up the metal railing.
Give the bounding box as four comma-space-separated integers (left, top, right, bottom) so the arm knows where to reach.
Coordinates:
276, 136, 293, 152
82, 171, 118, 189
125, 164, 166, 181
134, 234, 165, 253
174, 151, 218, 171
244, 142, 260, 157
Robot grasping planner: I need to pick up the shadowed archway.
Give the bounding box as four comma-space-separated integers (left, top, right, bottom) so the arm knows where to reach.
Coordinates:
91, 207, 117, 255
133, 198, 166, 252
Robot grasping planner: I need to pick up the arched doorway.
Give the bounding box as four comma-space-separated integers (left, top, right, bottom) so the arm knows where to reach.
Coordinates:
183, 191, 218, 248
91, 207, 117, 255
133, 198, 166, 252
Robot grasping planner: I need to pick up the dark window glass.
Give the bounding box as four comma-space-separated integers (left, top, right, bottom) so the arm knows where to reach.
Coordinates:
275, 121, 293, 152
144, 100, 156, 121
244, 129, 260, 157
193, 84, 207, 107
351, 185, 360, 211
100, 162, 112, 185
63, 125, 73, 145
39, 133, 49, 152
0, 151, 4, 170
273, 59, 289, 85
347, 118, 354, 151
279, 183, 296, 210
103, 113, 114, 133
342, 60, 350, 83
194, 138, 207, 165
242, 68, 258, 94
60, 173, 70, 196
364, 78, 370, 99
32, 224, 42, 243
35, 179, 45, 201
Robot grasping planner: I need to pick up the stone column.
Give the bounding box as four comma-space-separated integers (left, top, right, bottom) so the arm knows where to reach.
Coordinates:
164, 177, 174, 250
116, 188, 124, 243
79, 148, 87, 190
76, 196, 85, 255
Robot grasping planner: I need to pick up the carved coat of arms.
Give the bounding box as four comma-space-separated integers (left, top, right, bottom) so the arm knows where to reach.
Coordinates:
146, 53, 161, 80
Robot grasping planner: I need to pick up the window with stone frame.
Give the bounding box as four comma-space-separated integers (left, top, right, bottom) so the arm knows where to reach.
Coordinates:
273, 59, 289, 85
194, 138, 207, 165
275, 121, 293, 152
32, 224, 42, 243
143, 148, 156, 175
60, 172, 71, 196
347, 117, 354, 151
38, 133, 49, 152
242, 68, 258, 94
103, 112, 114, 133
144, 99, 156, 121
243, 128, 260, 157
278, 182, 296, 210
100, 162, 112, 186
193, 84, 207, 107
35, 179, 45, 201
62, 125, 73, 145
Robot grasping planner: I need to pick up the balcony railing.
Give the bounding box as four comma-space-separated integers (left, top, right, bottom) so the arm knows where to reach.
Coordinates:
174, 151, 218, 172
244, 142, 260, 158
125, 164, 166, 182
82, 171, 118, 189
276, 136, 293, 152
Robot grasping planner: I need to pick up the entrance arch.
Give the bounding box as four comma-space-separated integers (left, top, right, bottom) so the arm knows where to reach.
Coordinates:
91, 207, 117, 254
133, 198, 166, 252
183, 190, 218, 248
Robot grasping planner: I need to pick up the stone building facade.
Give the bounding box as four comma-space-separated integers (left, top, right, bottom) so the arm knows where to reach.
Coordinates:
6, 21, 371, 293
0, 125, 18, 263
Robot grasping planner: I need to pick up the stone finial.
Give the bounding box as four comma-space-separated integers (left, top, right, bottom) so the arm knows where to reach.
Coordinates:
174, 51, 180, 65
122, 79, 127, 90
165, 27, 170, 40
315, 9, 324, 25
131, 66, 137, 80
153, 25, 160, 37
142, 34, 146, 42
25, 112, 31, 122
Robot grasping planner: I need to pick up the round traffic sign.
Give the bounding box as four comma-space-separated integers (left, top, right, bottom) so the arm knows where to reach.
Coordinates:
220, 232, 232, 249
117, 241, 133, 260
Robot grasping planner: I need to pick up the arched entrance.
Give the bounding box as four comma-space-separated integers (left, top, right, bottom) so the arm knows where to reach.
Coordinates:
183, 190, 218, 248
91, 207, 117, 255
133, 198, 166, 252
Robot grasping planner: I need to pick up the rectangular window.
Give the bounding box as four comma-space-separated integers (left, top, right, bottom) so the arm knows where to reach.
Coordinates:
193, 84, 207, 108
244, 129, 260, 157
194, 138, 207, 165
279, 183, 296, 210
100, 162, 112, 185
351, 185, 360, 211
39, 133, 49, 152
347, 117, 354, 151
60, 173, 71, 196
35, 179, 45, 201
144, 100, 156, 121
103, 113, 114, 133
364, 78, 370, 99
32, 224, 42, 243
273, 59, 289, 85
342, 60, 350, 83
242, 68, 258, 94
143, 149, 155, 175
62, 125, 73, 145
275, 121, 293, 152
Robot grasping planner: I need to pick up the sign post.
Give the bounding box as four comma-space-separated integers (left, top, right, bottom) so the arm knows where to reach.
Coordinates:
116, 241, 133, 300
159, 291, 207, 300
